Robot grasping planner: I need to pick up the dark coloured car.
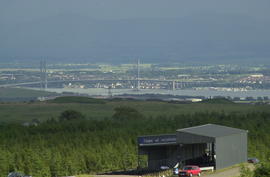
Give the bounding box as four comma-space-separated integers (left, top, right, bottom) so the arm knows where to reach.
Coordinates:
248, 157, 260, 164
178, 165, 201, 176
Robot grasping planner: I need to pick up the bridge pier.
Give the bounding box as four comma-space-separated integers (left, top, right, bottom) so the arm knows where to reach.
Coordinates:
172, 81, 176, 90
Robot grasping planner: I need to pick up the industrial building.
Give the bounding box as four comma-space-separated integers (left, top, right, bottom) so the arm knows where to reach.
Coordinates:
138, 124, 247, 170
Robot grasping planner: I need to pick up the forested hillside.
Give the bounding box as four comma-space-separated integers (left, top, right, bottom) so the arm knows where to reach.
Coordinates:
0, 105, 270, 177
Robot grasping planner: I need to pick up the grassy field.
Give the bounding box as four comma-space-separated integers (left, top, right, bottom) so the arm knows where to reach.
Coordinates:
0, 97, 269, 123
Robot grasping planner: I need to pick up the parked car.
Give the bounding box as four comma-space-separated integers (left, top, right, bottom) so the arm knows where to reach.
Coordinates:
178, 165, 201, 177
248, 157, 260, 164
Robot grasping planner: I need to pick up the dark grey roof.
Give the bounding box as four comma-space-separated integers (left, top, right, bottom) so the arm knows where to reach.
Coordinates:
177, 124, 247, 138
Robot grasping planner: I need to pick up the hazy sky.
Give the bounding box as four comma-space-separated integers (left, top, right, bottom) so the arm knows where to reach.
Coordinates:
1, 0, 270, 63
1, 0, 270, 22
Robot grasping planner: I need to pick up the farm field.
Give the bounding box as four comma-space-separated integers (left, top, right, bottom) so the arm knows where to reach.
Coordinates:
0, 97, 270, 123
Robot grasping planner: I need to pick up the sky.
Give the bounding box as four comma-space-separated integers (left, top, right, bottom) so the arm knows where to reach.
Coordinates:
1, 0, 270, 63
1, 0, 270, 21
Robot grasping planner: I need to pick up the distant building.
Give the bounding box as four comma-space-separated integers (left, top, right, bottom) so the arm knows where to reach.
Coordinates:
250, 74, 263, 78
186, 98, 202, 102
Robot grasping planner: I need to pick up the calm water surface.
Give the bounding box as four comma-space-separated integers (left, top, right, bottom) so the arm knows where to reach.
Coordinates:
45, 88, 270, 98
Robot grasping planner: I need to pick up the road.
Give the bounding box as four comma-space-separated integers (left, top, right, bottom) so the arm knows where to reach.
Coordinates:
94, 165, 253, 177
94, 167, 240, 177
204, 164, 254, 177
203, 166, 240, 177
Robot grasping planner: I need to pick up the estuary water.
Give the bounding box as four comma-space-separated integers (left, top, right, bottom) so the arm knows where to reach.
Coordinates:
45, 88, 270, 98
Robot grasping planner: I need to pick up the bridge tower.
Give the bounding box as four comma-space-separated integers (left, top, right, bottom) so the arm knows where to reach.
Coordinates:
40, 60, 47, 90
136, 59, 140, 91
44, 60, 47, 89
108, 86, 113, 98
172, 80, 176, 90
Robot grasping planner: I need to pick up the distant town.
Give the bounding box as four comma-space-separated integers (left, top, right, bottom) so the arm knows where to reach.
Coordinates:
0, 62, 270, 100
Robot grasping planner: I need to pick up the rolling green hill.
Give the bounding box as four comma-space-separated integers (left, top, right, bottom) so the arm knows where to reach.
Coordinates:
201, 98, 235, 104
0, 96, 269, 123
49, 96, 105, 104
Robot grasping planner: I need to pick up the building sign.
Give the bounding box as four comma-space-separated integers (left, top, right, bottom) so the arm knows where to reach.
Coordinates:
138, 134, 177, 146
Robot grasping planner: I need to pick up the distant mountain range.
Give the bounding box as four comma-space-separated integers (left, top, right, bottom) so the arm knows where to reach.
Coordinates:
1, 13, 270, 64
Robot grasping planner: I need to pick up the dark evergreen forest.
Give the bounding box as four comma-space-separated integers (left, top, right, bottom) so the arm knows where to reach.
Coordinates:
0, 107, 270, 177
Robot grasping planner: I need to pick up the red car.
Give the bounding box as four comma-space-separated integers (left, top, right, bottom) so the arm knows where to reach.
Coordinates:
178, 165, 201, 177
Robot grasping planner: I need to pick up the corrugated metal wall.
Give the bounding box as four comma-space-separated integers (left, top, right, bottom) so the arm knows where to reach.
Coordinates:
215, 132, 247, 169
176, 132, 214, 144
